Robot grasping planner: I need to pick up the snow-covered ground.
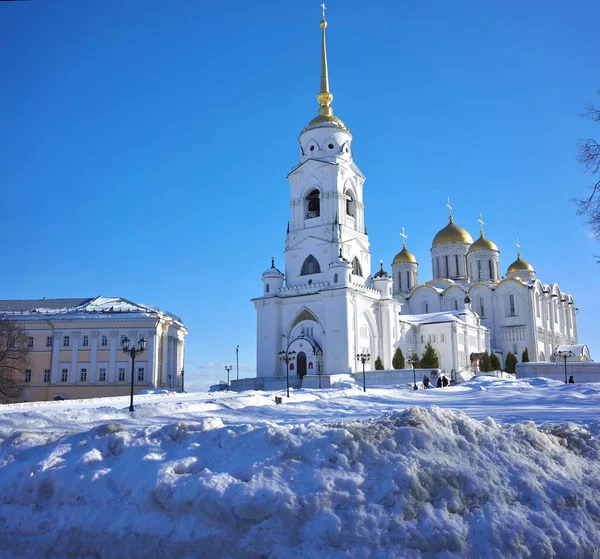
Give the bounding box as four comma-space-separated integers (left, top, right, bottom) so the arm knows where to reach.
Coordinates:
1, 376, 600, 558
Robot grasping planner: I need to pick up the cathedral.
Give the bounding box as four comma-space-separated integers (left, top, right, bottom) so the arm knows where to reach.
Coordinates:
252, 10, 579, 380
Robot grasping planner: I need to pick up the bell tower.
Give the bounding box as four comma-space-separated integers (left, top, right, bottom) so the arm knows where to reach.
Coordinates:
284, 6, 370, 288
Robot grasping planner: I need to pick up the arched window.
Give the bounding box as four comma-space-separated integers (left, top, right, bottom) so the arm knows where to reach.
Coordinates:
454, 299, 458, 310
345, 189, 356, 217
333, 273, 339, 284
352, 257, 362, 277
305, 189, 320, 218
424, 302, 429, 314
509, 294, 516, 316
488, 260, 493, 280
300, 254, 321, 275
480, 297, 485, 318
265, 284, 270, 293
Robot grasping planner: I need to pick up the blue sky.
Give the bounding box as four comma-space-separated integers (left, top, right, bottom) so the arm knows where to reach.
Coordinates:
1, 0, 599, 390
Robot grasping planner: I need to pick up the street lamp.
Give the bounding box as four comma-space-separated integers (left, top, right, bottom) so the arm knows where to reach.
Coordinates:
225, 365, 232, 390
556, 349, 574, 384
181, 368, 185, 393
407, 347, 418, 390
356, 352, 370, 392
168, 373, 172, 390
236, 345, 239, 381
278, 350, 296, 398
121, 336, 147, 412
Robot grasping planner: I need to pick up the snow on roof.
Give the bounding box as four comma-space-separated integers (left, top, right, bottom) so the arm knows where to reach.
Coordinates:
399, 310, 467, 325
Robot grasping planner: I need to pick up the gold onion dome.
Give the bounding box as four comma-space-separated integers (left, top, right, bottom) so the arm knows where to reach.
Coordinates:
507, 253, 534, 274
304, 8, 348, 132
393, 246, 417, 264
469, 233, 498, 252
432, 216, 473, 247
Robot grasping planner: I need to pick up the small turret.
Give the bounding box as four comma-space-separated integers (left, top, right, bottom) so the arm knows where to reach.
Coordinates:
329, 247, 352, 287
373, 260, 393, 299
262, 258, 284, 296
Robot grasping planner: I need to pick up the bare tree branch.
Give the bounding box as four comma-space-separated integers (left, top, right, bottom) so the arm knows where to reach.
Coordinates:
0, 318, 30, 404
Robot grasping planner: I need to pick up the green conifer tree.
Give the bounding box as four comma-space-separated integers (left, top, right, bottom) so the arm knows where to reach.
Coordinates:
375, 356, 384, 370
411, 353, 420, 368
490, 352, 501, 371
521, 347, 530, 363
420, 342, 440, 369
505, 352, 518, 374
480, 351, 492, 373
392, 348, 405, 369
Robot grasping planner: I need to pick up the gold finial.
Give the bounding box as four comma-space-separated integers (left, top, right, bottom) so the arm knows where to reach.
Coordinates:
478, 213, 485, 235
400, 227, 408, 248
317, 4, 334, 117
446, 197, 453, 221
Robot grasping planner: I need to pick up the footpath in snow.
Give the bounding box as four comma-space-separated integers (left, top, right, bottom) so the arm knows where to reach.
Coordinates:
1, 376, 600, 558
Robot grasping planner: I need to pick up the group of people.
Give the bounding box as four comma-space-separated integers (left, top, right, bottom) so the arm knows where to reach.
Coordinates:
422, 372, 449, 389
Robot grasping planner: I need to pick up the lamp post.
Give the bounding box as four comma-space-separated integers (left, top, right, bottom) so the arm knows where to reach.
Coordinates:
236, 345, 239, 381
181, 368, 185, 392
121, 336, 147, 412
407, 347, 417, 390
168, 373, 172, 390
556, 349, 574, 384
278, 350, 296, 397
225, 365, 232, 390
356, 352, 370, 392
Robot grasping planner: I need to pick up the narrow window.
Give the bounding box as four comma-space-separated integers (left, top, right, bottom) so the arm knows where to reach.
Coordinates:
406, 271, 411, 289
334, 273, 339, 284
488, 260, 493, 279
61, 368, 68, 382
118, 367, 126, 382
301, 254, 321, 275
265, 284, 270, 293
80, 368, 88, 382
398, 272, 402, 291
509, 294, 516, 316
63, 335, 70, 347
27, 337, 34, 348
480, 297, 485, 318
454, 299, 458, 310
455, 254, 460, 276
425, 302, 429, 313
24, 369, 32, 383
305, 189, 320, 218
352, 257, 362, 277
46, 336, 53, 347
477, 260, 482, 280
99, 368, 107, 382
445, 255, 449, 277
43, 369, 51, 382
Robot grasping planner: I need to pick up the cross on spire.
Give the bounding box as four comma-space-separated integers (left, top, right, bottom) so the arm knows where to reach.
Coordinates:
321, 3, 326, 19
400, 227, 408, 247
516, 237, 521, 255
478, 213, 485, 235
446, 197, 453, 218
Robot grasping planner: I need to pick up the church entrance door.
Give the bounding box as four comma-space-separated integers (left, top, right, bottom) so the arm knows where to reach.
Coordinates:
297, 352, 307, 378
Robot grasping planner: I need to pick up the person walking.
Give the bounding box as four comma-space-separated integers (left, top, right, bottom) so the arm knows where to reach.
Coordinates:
442, 375, 449, 387
423, 375, 430, 389
569, 376, 575, 384
437, 376, 442, 388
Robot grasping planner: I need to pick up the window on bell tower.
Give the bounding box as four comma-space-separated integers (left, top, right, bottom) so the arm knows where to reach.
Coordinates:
301, 254, 321, 275
352, 257, 363, 277
305, 189, 320, 219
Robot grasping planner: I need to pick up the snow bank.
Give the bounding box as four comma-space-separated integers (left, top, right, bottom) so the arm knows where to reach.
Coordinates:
2, 405, 600, 557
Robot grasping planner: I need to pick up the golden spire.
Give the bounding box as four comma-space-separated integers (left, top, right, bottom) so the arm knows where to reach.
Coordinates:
317, 4, 334, 117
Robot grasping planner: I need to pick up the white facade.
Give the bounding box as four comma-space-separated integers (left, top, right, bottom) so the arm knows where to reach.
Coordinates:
252, 13, 489, 381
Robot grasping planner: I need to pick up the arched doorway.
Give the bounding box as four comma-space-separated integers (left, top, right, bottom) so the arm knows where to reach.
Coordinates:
297, 352, 307, 378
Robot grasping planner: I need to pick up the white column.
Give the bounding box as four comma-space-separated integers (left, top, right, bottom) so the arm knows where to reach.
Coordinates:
109, 331, 118, 383
70, 332, 79, 383
89, 331, 98, 383
50, 330, 62, 384
146, 330, 156, 386
161, 329, 169, 386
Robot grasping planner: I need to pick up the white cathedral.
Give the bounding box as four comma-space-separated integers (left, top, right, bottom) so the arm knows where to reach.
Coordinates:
252, 10, 579, 381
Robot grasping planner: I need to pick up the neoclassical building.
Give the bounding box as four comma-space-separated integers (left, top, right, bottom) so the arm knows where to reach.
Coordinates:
252, 11, 489, 379
1, 296, 187, 402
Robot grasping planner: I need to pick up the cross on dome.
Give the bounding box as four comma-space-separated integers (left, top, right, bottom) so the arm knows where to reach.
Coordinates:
478, 213, 485, 235
516, 237, 521, 254
400, 227, 408, 247
321, 3, 326, 19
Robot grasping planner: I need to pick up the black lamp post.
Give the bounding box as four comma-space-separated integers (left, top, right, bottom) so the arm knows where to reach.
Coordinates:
356, 352, 370, 392
121, 336, 147, 412
168, 373, 172, 390
278, 350, 296, 397
407, 348, 417, 390
181, 368, 185, 392
556, 349, 574, 384
225, 365, 232, 390
236, 345, 239, 381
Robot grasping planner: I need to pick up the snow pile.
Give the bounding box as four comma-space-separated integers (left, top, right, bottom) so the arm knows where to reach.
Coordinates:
2, 404, 600, 557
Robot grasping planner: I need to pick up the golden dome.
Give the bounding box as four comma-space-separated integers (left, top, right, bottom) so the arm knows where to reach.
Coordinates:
469, 234, 498, 252
393, 246, 417, 264
432, 216, 473, 247
306, 114, 347, 129
507, 253, 534, 274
